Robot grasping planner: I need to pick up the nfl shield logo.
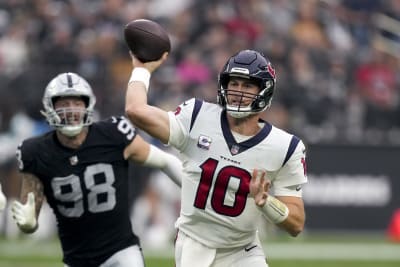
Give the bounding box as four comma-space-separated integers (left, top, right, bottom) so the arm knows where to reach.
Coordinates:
230, 145, 240, 155
69, 156, 78, 166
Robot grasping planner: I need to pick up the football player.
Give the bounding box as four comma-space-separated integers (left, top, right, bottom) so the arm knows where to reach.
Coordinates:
0, 182, 6, 211
11, 72, 183, 267
125, 49, 308, 267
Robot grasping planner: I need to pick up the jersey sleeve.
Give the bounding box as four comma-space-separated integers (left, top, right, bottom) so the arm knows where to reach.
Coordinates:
272, 140, 308, 197
167, 98, 197, 151
102, 116, 138, 147
16, 140, 36, 174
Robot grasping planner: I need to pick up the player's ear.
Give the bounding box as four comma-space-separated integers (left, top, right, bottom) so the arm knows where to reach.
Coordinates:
161, 52, 169, 61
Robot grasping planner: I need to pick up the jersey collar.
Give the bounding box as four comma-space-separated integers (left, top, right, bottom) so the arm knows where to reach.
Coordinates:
220, 110, 272, 156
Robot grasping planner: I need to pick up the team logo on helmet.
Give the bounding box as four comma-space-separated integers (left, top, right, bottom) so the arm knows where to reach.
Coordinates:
267, 63, 276, 79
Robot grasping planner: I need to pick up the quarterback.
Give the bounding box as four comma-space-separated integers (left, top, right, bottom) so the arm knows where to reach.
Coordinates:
11, 72, 182, 267
126, 49, 308, 267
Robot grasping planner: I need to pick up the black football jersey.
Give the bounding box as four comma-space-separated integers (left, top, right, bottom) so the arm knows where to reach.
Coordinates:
16, 116, 140, 267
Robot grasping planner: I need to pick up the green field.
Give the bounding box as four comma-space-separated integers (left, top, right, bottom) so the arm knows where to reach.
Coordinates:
0, 259, 399, 267
0, 233, 399, 267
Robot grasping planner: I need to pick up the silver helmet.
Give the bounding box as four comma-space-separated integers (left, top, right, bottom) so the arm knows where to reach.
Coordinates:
41, 72, 96, 136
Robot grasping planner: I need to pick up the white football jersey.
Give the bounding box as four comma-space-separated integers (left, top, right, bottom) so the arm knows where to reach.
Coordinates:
168, 98, 307, 248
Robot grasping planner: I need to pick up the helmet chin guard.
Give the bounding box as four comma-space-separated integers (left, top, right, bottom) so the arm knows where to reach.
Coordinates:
59, 125, 85, 137
218, 50, 276, 118
226, 105, 254, 119
41, 72, 96, 136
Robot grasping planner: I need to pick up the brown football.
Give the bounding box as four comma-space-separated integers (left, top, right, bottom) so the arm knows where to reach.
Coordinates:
124, 19, 171, 63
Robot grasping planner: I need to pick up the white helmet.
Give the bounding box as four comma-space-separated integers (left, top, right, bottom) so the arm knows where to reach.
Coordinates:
41, 72, 96, 136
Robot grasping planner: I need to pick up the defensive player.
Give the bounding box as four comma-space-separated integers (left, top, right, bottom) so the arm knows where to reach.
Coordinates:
125, 49, 308, 267
11, 72, 182, 267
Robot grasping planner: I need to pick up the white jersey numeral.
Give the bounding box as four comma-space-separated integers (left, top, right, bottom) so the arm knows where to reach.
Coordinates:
113, 116, 135, 140
16, 146, 24, 170
51, 163, 116, 217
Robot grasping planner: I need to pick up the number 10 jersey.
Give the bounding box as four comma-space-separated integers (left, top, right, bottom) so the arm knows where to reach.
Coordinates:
168, 98, 307, 248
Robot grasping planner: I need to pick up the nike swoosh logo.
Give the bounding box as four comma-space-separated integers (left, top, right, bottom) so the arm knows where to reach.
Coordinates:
296, 185, 302, 191
244, 245, 257, 252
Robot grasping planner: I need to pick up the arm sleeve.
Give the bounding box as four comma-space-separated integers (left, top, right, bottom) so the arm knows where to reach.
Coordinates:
272, 140, 308, 197
143, 145, 183, 186
103, 116, 138, 147
167, 98, 197, 150
16, 141, 36, 173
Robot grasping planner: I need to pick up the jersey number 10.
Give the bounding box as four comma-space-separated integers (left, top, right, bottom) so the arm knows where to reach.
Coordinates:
194, 158, 251, 217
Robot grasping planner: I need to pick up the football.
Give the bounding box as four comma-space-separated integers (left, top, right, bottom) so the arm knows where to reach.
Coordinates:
124, 19, 171, 63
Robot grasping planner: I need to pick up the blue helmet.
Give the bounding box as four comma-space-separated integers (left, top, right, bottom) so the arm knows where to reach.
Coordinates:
218, 50, 276, 118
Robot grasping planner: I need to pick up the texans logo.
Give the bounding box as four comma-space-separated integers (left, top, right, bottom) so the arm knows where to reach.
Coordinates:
174, 106, 181, 115
267, 63, 276, 79
174, 101, 189, 115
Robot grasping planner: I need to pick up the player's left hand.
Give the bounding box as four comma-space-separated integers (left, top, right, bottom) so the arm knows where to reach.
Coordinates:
11, 192, 38, 231
0, 183, 6, 211
249, 169, 271, 207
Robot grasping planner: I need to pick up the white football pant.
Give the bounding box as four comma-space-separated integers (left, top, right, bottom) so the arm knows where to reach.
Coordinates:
175, 230, 268, 267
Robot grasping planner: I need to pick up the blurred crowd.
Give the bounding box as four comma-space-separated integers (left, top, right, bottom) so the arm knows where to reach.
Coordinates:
1, 0, 400, 246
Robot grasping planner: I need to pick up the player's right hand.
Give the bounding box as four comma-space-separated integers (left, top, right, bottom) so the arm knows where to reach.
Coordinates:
11, 192, 38, 232
130, 51, 168, 73
0, 183, 6, 211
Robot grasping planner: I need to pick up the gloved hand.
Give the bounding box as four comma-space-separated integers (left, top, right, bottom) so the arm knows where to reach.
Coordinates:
11, 192, 38, 232
0, 183, 6, 211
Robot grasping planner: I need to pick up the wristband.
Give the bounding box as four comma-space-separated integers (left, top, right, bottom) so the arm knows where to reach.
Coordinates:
258, 195, 289, 224
129, 67, 151, 92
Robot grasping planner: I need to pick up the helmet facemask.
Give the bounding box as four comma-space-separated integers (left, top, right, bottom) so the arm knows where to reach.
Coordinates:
41, 73, 96, 137
219, 76, 274, 118
46, 97, 94, 137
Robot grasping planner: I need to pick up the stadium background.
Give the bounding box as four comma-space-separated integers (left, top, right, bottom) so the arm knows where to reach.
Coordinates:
0, 0, 399, 266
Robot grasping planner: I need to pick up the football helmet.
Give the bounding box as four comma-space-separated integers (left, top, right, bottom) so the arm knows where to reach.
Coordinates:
41, 72, 96, 136
218, 49, 276, 118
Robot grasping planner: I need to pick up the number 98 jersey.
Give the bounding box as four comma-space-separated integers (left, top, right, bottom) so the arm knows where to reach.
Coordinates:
16, 116, 139, 267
